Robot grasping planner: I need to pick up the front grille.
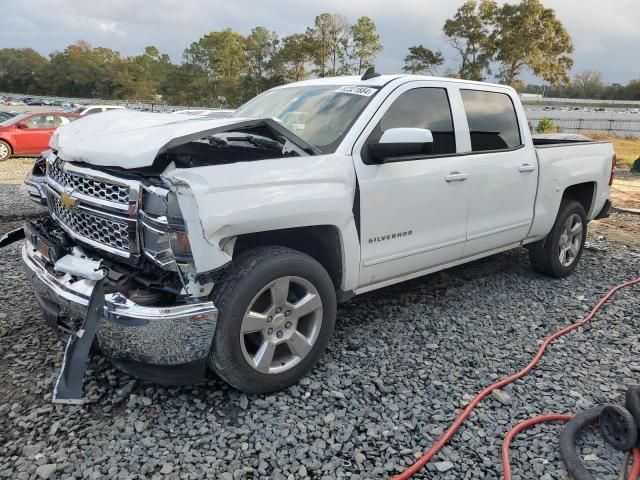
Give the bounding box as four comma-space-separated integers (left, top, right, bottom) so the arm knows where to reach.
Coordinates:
48, 162, 130, 204
50, 193, 131, 252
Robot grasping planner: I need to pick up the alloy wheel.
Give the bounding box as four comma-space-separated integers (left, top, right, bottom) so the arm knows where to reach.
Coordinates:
239, 276, 323, 374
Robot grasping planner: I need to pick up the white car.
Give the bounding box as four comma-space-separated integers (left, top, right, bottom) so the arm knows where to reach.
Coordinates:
75, 105, 126, 116
20, 73, 615, 400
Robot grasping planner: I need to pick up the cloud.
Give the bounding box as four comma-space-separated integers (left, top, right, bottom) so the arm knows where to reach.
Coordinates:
0, 0, 638, 83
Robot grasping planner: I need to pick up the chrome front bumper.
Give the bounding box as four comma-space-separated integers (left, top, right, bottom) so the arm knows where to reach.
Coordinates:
21, 176, 48, 205
22, 241, 218, 366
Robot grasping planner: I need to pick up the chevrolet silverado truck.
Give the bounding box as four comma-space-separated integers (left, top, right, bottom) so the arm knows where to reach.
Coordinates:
19, 73, 615, 396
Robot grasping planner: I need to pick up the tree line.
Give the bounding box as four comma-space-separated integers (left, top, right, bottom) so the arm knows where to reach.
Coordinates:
1, 2, 638, 107
522, 71, 640, 102
0, 13, 382, 107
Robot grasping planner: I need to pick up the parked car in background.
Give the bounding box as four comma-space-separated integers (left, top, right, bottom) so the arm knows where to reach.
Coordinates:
0, 111, 80, 160
75, 105, 126, 116
26, 99, 51, 106
0, 111, 18, 121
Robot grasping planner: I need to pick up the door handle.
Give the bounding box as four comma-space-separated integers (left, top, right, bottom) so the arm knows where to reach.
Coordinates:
519, 164, 536, 172
445, 172, 468, 182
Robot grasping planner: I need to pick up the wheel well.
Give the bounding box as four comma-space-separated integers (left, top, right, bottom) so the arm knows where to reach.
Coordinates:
562, 182, 595, 216
233, 226, 343, 291
0, 138, 13, 152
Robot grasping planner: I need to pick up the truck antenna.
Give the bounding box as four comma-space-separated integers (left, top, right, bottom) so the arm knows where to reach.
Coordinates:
361, 67, 381, 80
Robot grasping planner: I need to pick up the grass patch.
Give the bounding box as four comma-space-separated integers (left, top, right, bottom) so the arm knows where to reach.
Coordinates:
584, 133, 640, 168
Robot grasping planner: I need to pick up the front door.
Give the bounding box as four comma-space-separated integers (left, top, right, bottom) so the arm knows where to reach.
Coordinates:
353, 84, 471, 287
19, 114, 57, 154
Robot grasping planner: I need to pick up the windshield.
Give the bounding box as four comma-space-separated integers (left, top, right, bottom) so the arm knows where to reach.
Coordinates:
0, 112, 29, 127
233, 85, 379, 153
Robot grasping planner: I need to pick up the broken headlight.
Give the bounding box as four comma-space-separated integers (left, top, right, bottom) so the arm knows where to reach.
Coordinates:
140, 185, 193, 269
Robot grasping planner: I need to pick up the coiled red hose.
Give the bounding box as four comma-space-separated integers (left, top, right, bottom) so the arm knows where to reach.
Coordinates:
393, 274, 640, 480
629, 448, 640, 480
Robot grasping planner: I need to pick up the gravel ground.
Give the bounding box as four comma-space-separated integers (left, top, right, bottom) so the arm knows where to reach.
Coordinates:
0, 157, 37, 185
1, 186, 640, 480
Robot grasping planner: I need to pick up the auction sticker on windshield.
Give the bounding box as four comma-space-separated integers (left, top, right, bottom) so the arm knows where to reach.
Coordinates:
337, 86, 377, 96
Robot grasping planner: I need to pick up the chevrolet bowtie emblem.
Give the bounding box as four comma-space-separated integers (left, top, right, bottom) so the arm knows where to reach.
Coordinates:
61, 191, 78, 209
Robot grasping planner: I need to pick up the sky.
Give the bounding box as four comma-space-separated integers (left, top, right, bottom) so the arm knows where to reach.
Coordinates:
2, 0, 639, 85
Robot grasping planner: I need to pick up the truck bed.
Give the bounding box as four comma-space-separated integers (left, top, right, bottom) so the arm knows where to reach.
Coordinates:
532, 133, 609, 147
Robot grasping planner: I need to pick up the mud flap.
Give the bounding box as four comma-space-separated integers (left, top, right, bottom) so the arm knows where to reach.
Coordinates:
52, 279, 105, 404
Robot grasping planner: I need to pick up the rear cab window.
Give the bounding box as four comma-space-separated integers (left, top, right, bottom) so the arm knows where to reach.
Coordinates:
460, 90, 522, 152
365, 87, 456, 160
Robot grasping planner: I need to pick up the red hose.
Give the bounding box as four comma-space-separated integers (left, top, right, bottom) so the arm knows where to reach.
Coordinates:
630, 448, 640, 480
393, 274, 640, 480
501, 415, 573, 479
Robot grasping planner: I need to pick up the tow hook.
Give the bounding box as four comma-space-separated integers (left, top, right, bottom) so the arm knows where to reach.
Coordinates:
52, 279, 106, 404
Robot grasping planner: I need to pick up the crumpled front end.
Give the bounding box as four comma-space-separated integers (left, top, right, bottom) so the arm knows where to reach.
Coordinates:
21, 220, 218, 379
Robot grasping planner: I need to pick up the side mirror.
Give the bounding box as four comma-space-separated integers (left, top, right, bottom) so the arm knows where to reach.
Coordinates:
368, 128, 434, 163
16, 121, 29, 129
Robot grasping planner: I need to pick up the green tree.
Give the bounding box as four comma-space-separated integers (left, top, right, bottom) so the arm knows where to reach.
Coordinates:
349, 16, 383, 74
277, 33, 311, 82
402, 45, 444, 75
0, 48, 48, 93
307, 13, 351, 77
245, 27, 280, 95
491, 0, 573, 86
116, 46, 173, 100
47, 41, 124, 98
443, 0, 496, 81
183, 29, 248, 105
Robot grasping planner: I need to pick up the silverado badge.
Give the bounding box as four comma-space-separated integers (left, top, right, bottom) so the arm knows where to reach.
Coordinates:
61, 191, 78, 209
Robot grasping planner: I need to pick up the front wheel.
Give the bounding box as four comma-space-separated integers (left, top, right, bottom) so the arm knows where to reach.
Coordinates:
208, 246, 337, 393
0, 141, 11, 161
529, 200, 587, 278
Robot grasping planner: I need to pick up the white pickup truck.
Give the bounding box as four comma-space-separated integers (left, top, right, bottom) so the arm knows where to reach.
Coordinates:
20, 73, 615, 396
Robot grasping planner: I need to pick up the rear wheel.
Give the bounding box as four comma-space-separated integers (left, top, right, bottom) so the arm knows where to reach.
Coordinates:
529, 200, 587, 278
208, 246, 337, 393
0, 141, 11, 161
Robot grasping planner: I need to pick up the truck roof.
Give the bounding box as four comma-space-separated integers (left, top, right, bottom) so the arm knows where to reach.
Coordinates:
273, 74, 514, 91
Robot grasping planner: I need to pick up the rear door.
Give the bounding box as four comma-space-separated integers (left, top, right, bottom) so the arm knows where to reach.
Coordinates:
456, 88, 538, 257
353, 82, 471, 286
16, 114, 57, 154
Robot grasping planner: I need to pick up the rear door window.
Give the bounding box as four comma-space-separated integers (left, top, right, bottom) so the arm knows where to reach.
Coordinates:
460, 90, 521, 152
368, 88, 456, 157
26, 114, 56, 129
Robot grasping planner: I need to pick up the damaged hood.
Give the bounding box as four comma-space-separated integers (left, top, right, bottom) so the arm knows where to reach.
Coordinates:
50, 110, 259, 169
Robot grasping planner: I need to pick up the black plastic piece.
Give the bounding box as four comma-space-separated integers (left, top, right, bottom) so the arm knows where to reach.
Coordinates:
361, 67, 381, 80
625, 385, 640, 442
594, 199, 612, 220
52, 279, 105, 404
110, 358, 207, 386
559, 406, 604, 480
0, 227, 25, 248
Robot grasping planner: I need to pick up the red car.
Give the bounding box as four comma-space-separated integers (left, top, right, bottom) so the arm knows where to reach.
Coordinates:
0, 111, 80, 161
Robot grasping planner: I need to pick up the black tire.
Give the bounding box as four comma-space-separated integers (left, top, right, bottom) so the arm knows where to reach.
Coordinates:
528, 200, 587, 278
0, 140, 12, 161
599, 404, 638, 451
208, 246, 337, 393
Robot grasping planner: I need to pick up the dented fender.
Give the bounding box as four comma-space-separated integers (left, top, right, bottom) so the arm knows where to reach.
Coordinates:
161, 154, 360, 289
